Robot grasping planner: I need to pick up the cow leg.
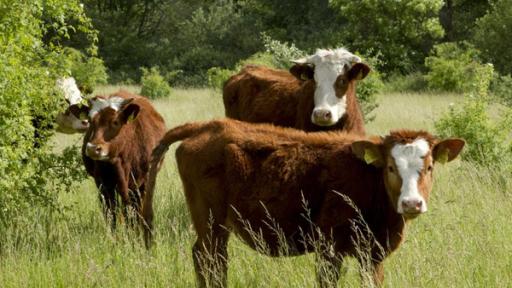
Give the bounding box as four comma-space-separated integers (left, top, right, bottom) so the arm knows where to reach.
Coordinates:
316, 249, 344, 288
139, 183, 155, 249
98, 184, 117, 231
357, 258, 384, 287
193, 229, 229, 288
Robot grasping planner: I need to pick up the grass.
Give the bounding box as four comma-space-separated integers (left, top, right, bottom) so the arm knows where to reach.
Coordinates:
2, 86, 512, 287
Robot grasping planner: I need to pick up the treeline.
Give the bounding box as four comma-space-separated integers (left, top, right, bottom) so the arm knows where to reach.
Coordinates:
75, 0, 511, 86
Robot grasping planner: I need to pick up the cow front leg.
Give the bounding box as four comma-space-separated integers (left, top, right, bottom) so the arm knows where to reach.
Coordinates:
316, 249, 344, 288
358, 258, 384, 287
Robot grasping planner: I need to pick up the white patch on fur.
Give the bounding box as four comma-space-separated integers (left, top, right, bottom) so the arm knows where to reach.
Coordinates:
89, 96, 125, 118
299, 48, 361, 126
56, 77, 82, 105
85, 142, 109, 161
391, 138, 430, 214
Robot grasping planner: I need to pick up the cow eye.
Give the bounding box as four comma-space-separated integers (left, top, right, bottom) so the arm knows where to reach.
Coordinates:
113, 120, 120, 126
427, 165, 433, 172
388, 166, 394, 173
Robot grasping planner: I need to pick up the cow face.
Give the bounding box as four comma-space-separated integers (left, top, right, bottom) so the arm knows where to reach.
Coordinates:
55, 104, 90, 134
352, 132, 464, 219
84, 96, 140, 161
291, 48, 370, 127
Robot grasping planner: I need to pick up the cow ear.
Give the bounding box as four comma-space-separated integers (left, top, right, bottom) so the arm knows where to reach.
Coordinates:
289, 64, 314, 81
433, 138, 465, 164
119, 102, 140, 124
69, 104, 90, 120
347, 63, 371, 81
351, 140, 384, 167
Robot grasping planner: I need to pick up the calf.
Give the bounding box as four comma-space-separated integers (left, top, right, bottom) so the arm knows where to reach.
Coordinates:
223, 48, 370, 134
82, 90, 166, 247
55, 77, 89, 134
147, 119, 464, 287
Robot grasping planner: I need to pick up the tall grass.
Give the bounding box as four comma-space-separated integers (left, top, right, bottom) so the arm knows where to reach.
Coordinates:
2, 87, 511, 287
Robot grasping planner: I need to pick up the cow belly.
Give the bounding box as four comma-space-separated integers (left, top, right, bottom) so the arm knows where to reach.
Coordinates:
225, 188, 321, 257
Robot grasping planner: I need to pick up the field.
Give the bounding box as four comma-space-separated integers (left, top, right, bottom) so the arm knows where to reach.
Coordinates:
1, 87, 511, 287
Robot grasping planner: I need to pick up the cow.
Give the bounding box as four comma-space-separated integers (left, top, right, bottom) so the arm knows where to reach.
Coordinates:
146, 119, 464, 287
82, 90, 166, 248
223, 48, 370, 134
55, 77, 90, 134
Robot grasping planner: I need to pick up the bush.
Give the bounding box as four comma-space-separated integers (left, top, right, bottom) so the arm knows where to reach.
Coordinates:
425, 42, 494, 94
384, 72, 429, 93
356, 53, 383, 123
435, 96, 512, 165
261, 33, 306, 69
0, 1, 95, 228
207, 67, 234, 91
140, 67, 172, 99
61, 48, 108, 94
490, 74, 512, 107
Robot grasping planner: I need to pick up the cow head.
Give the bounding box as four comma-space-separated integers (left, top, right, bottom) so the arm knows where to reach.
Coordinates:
84, 96, 140, 161
351, 131, 464, 219
55, 77, 90, 134
55, 103, 90, 134
290, 48, 370, 127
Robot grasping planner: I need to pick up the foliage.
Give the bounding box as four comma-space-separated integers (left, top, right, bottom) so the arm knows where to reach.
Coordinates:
435, 96, 512, 165
260, 33, 306, 69
140, 67, 172, 99
473, 0, 512, 75
356, 53, 383, 123
329, 0, 445, 73
60, 47, 108, 94
384, 72, 429, 93
425, 42, 494, 94
439, 0, 490, 41
0, 0, 95, 226
207, 67, 234, 91
490, 74, 512, 107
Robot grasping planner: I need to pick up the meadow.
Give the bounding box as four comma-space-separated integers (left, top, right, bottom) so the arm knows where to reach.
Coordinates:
1, 87, 511, 287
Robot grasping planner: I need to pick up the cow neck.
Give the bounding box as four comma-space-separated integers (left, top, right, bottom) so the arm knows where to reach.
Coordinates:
367, 172, 407, 254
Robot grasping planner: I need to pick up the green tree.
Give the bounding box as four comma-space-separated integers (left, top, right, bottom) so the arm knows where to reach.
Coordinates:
0, 0, 95, 226
329, 0, 445, 73
439, 0, 490, 42
473, 0, 512, 75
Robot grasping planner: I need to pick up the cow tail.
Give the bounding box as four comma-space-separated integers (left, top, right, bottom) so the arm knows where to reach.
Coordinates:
143, 122, 209, 218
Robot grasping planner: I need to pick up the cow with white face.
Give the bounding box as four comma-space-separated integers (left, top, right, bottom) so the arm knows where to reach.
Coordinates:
223, 47, 369, 134
352, 130, 465, 219
55, 77, 90, 134
291, 48, 370, 127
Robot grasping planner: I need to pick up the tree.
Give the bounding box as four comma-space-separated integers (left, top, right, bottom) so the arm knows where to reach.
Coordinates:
329, 0, 445, 73
0, 0, 95, 226
439, 0, 490, 42
473, 0, 512, 75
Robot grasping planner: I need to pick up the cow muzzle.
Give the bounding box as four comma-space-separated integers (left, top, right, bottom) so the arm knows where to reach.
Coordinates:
311, 108, 336, 126
85, 142, 109, 161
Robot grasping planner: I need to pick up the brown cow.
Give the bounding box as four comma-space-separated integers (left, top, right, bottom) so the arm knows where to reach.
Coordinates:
147, 119, 464, 287
223, 48, 370, 134
82, 90, 166, 248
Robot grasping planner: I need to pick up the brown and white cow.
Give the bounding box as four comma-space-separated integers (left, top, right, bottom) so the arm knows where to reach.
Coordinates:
82, 90, 166, 248
55, 77, 90, 134
147, 119, 464, 287
223, 48, 370, 134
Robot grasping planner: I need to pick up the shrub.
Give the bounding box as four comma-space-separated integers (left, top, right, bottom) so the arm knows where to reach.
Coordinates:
261, 33, 306, 69
384, 72, 429, 93
0, 1, 95, 228
140, 67, 172, 99
425, 42, 494, 94
61, 47, 108, 94
490, 74, 512, 107
435, 96, 512, 165
207, 67, 234, 91
356, 53, 383, 123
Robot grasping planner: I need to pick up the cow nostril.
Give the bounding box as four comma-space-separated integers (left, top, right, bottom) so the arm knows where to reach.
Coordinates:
415, 200, 423, 210
82, 120, 89, 125
95, 146, 102, 153
324, 111, 332, 119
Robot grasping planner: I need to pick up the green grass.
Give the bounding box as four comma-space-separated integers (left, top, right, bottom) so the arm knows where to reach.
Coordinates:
2, 87, 512, 287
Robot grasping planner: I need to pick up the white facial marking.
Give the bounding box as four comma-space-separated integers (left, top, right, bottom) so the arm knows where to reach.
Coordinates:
89, 96, 125, 118
303, 48, 361, 126
86, 142, 109, 161
391, 138, 430, 214
56, 77, 82, 105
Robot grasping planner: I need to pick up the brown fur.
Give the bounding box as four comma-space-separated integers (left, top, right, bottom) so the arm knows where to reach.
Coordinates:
223, 65, 366, 134
82, 90, 166, 248
147, 119, 463, 287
